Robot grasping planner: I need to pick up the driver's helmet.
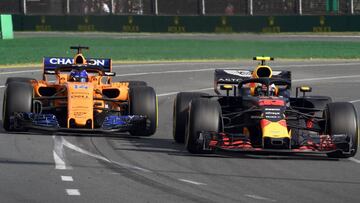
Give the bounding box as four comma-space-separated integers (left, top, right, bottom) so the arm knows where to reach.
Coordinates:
254, 83, 276, 96
69, 69, 88, 82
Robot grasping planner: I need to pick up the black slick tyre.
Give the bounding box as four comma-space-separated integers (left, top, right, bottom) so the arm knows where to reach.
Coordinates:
113, 79, 147, 87
186, 98, 221, 154
129, 86, 157, 136
6, 77, 35, 85
325, 102, 358, 158
173, 92, 209, 143
127, 81, 147, 87
3, 82, 33, 131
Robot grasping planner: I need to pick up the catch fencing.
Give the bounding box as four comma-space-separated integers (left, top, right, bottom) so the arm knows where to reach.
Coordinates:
0, 0, 359, 15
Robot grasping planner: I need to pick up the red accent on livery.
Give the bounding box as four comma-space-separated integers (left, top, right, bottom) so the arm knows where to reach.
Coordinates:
306, 119, 314, 129
258, 99, 285, 106
278, 120, 287, 127
208, 133, 337, 152
260, 119, 271, 128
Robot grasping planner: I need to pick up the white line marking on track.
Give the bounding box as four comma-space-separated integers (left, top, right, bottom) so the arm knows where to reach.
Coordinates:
178, 179, 207, 185
0, 61, 359, 79
66, 189, 81, 196
113, 62, 217, 68
61, 176, 74, 182
114, 63, 360, 78
53, 136, 71, 170
112, 62, 360, 69
273, 62, 360, 68
53, 150, 67, 170
350, 99, 360, 103
293, 74, 360, 82
0, 69, 41, 75
59, 136, 152, 173
115, 68, 214, 77
244, 194, 276, 202
157, 75, 360, 97
348, 157, 360, 164
157, 87, 213, 97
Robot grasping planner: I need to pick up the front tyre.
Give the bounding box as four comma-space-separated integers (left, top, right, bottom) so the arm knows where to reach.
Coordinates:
186, 98, 222, 154
3, 82, 33, 131
129, 86, 157, 136
325, 102, 358, 158
6, 77, 35, 85
173, 92, 209, 143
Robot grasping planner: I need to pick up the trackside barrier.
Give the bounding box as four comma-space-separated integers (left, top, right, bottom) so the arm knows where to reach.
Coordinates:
12, 15, 360, 33
0, 14, 14, 39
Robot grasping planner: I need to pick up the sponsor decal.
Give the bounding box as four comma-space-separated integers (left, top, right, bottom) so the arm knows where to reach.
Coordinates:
74, 112, 87, 117
224, 70, 252, 77
70, 95, 89, 98
271, 71, 282, 75
48, 58, 106, 66
313, 16, 331, 32
122, 16, 140, 32
215, 16, 233, 33
262, 16, 280, 33
265, 108, 281, 111
218, 78, 243, 83
74, 85, 88, 89
78, 16, 95, 31
168, 16, 186, 33
35, 16, 52, 31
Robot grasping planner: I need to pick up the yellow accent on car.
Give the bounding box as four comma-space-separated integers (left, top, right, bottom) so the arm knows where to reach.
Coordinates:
253, 65, 273, 78
243, 127, 250, 136
254, 56, 273, 61
300, 86, 312, 92
223, 85, 233, 89
156, 96, 159, 128
262, 122, 290, 139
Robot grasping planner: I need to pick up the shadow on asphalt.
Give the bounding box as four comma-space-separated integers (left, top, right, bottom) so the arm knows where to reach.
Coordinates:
0, 158, 54, 166
0, 120, 345, 162
109, 135, 342, 162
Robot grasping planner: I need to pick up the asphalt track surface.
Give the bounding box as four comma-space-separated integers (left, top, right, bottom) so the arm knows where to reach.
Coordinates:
1, 60, 360, 202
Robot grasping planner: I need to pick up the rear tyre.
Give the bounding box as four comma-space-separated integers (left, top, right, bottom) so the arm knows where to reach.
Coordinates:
127, 81, 147, 87
173, 92, 209, 143
129, 86, 157, 136
186, 98, 221, 154
6, 77, 35, 85
308, 96, 332, 117
3, 82, 33, 131
325, 102, 358, 158
113, 79, 147, 87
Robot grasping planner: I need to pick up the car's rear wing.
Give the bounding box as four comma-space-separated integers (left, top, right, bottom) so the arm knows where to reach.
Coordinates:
214, 69, 291, 94
43, 57, 112, 75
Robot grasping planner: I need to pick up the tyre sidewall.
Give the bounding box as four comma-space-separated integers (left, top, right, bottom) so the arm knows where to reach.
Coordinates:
185, 98, 221, 153
3, 82, 33, 131
129, 86, 157, 136
325, 102, 358, 158
173, 92, 209, 143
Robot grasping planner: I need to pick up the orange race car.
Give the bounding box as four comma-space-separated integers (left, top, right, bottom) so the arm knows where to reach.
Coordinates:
3, 46, 157, 136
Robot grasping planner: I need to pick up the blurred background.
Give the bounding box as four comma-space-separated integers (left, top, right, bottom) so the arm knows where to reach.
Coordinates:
0, 0, 358, 16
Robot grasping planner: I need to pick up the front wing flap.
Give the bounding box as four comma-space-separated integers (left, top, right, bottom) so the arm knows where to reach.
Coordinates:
10, 112, 147, 133
198, 131, 351, 155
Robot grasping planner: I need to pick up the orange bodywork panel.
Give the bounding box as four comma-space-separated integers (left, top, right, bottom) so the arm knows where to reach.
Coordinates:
67, 83, 94, 128
32, 77, 131, 128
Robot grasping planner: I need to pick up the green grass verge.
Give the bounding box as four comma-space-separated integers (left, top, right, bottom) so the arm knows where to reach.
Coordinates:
1, 37, 360, 65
